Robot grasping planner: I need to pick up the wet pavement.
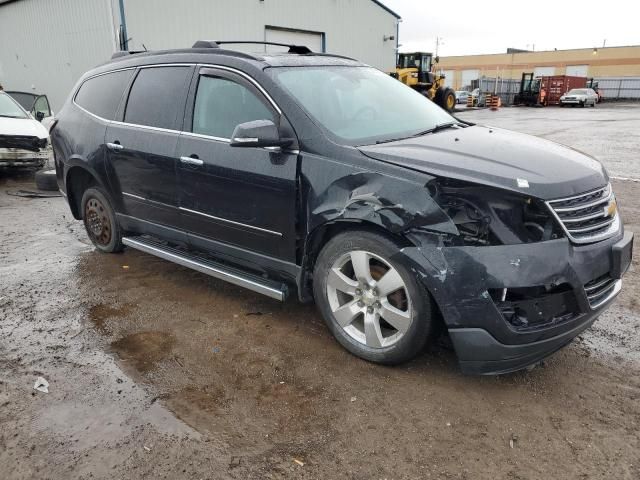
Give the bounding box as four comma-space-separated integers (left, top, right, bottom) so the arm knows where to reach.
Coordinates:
1, 104, 640, 479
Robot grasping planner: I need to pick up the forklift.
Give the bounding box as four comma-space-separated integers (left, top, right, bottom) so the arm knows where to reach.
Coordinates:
513, 72, 542, 106
587, 78, 603, 103
391, 52, 457, 112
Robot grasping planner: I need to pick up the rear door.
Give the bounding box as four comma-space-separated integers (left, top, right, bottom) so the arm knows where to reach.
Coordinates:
176, 66, 298, 261
105, 65, 193, 231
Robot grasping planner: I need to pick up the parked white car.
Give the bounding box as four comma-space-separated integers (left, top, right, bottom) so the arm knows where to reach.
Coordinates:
559, 88, 598, 107
0, 91, 52, 169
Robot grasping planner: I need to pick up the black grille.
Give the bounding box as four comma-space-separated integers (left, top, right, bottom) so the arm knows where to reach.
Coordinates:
547, 184, 618, 243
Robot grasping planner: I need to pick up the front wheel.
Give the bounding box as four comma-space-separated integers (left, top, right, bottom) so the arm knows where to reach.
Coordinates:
313, 230, 435, 365
434, 87, 457, 112
81, 187, 124, 253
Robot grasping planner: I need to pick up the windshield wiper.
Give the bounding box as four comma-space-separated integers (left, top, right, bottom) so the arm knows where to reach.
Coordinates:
411, 122, 464, 137
374, 121, 466, 145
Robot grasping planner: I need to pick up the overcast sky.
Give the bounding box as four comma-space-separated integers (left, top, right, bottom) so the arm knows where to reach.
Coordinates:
382, 0, 639, 56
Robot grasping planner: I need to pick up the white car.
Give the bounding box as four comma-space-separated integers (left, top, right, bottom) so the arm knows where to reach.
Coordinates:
559, 88, 598, 107
0, 91, 52, 169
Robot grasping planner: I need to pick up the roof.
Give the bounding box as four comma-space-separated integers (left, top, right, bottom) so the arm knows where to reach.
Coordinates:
107, 43, 364, 68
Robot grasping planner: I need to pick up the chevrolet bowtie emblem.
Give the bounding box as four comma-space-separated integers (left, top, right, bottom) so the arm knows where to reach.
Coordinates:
605, 198, 617, 217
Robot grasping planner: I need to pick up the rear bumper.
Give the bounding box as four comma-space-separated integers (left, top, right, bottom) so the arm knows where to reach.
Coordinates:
401, 229, 633, 375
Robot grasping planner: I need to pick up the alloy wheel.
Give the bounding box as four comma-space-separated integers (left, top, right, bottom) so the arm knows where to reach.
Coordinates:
326, 250, 412, 348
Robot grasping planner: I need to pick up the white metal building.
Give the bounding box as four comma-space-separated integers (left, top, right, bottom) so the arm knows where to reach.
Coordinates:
0, 0, 400, 111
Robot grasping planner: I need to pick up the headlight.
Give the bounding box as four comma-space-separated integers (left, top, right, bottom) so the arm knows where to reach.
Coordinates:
410, 72, 418, 78
428, 178, 564, 246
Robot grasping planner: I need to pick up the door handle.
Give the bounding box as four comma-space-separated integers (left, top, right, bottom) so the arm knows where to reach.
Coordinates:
106, 142, 123, 151
180, 156, 204, 166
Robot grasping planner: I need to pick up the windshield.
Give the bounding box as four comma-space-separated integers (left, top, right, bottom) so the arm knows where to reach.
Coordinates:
7, 92, 36, 111
270, 66, 455, 145
568, 89, 589, 95
0, 93, 29, 119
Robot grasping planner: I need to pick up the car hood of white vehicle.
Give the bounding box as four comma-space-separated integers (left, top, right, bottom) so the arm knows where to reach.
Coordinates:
0, 116, 48, 139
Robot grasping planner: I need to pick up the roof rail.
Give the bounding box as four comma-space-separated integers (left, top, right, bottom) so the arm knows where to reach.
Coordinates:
192, 40, 312, 54
111, 50, 147, 59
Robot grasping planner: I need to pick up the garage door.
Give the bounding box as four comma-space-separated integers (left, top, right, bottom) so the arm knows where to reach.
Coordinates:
442, 70, 454, 88
534, 66, 556, 77
265, 27, 324, 53
566, 65, 588, 77
461, 69, 479, 89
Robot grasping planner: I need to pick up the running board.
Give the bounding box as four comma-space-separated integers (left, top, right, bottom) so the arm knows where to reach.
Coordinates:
122, 236, 287, 301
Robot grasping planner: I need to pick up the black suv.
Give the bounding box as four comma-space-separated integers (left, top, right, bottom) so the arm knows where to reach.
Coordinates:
51, 41, 633, 375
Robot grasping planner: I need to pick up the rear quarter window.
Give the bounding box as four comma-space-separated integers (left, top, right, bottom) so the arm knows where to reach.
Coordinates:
124, 66, 192, 130
74, 69, 134, 120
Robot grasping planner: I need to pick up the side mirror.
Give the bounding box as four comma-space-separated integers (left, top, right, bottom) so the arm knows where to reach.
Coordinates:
230, 120, 292, 149
35, 111, 45, 122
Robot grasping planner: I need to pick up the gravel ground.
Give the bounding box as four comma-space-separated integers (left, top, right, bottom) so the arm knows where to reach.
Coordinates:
1, 104, 639, 479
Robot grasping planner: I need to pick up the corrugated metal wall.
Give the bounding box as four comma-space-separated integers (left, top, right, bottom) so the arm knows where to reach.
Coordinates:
0, 0, 397, 112
594, 77, 640, 100
0, 0, 116, 111
122, 0, 398, 71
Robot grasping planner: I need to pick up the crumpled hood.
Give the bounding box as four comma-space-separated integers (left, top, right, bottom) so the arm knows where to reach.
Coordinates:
0, 116, 48, 139
358, 125, 607, 200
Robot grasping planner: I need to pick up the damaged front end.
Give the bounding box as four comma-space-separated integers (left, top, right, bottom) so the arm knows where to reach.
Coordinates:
303, 164, 631, 374
0, 135, 51, 169
398, 178, 631, 374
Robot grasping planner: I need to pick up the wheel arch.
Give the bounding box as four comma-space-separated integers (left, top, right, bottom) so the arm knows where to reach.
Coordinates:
298, 219, 414, 302
65, 165, 102, 220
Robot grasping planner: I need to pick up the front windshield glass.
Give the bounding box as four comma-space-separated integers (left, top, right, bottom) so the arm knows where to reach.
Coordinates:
270, 66, 455, 145
0, 94, 29, 119
568, 89, 588, 95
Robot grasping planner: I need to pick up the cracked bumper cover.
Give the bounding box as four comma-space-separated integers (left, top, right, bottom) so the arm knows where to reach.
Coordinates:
401, 229, 633, 375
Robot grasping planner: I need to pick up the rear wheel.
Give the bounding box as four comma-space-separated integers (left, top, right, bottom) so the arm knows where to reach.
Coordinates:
81, 187, 123, 253
313, 230, 435, 365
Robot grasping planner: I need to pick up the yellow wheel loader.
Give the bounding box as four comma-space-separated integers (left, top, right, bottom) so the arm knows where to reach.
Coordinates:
391, 52, 456, 112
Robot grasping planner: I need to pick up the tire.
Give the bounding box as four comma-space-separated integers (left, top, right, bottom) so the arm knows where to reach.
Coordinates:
434, 87, 457, 112
313, 230, 435, 365
80, 187, 123, 253
580, 101, 585, 108
34, 169, 58, 191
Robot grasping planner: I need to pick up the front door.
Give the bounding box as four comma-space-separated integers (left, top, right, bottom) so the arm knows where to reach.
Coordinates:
105, 65, 193, 230
176, 67, 298, 262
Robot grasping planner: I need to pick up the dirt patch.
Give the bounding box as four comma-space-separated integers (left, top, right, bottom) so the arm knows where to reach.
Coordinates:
111, 331, 176, 372
89, 303, 134, 332
1, 166, 640, 479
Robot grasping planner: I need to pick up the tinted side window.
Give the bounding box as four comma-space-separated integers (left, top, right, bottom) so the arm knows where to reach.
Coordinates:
75, 70, 133, 120
193, 76, 274, 139
124, 67, 191, 130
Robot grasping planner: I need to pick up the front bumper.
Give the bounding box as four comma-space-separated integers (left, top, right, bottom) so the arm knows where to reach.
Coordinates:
0, 147, 51, 169
560, 98, 585, 104
402, 229, 633, 375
